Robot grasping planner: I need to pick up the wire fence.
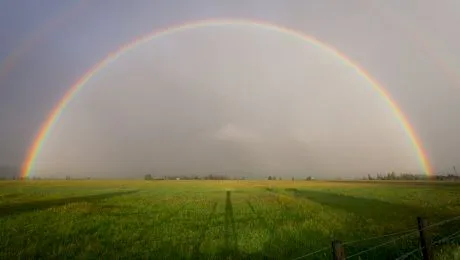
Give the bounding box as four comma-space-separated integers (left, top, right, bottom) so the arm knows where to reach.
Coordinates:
3, 190, 460, 259
13, 212, 459, 260
291, 228, 420, 260
396, 229, 460, 260
292, 215, 460, 259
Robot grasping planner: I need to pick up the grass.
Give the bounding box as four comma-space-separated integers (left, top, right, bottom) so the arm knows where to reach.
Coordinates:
0, 180, 459, 259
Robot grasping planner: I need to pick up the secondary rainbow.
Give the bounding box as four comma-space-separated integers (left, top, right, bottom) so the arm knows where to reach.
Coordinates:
21, 18, 433, 177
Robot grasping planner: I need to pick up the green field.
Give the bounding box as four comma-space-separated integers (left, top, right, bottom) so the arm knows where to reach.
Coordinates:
1, 180, 459, 259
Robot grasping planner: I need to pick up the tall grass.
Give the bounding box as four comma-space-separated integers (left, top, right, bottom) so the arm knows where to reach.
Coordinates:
0, 180, 459, 259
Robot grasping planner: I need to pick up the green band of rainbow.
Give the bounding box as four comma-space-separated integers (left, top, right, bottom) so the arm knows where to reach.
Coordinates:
21, 18, 433, 177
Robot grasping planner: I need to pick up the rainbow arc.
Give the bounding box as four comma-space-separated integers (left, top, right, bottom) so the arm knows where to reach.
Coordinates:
21, 19, 433, 177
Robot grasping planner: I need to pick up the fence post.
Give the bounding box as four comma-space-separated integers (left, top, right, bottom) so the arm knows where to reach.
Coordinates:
332, 240, 345, 260
417, 217, 433, 260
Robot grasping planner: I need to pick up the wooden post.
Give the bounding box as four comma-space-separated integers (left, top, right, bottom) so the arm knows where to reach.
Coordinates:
417, 217, 433, 260
332, 240, 345, 260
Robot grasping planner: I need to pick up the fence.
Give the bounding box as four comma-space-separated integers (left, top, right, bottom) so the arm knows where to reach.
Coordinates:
292, 215, 460, 260
3, 188, 459, 259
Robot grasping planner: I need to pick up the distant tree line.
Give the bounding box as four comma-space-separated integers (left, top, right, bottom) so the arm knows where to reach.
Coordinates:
4, 171, 458, 182
363, 171, 460, 181
267, 176, 314, 181
144, 174, 246, 180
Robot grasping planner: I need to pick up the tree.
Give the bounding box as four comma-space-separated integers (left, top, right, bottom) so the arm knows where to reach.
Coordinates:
144, 174, 152, 180
389, 171, 396, 180
268, 176, 272, 180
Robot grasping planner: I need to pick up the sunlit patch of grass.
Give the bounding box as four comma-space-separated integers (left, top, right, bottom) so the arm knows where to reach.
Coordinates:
0, 180, 459, 259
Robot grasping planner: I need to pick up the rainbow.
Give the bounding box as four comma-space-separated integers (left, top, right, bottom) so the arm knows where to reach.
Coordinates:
21, 18, 433, 178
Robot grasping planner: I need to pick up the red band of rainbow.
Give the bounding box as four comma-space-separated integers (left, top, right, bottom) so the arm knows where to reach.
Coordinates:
21, 19, 433, 178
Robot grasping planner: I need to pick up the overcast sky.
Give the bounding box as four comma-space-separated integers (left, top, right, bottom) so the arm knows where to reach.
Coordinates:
0, 0, 459, 178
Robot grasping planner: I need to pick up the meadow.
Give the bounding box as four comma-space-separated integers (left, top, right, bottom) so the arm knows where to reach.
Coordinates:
0, 180, 459, 259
